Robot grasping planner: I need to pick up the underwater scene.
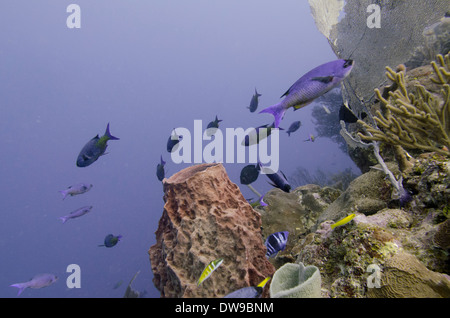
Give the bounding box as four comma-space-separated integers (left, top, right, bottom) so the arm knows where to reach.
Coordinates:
1, 0, 449, 300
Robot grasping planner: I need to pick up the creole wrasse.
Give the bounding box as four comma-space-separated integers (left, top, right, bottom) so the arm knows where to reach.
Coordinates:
259, 59, 354, 128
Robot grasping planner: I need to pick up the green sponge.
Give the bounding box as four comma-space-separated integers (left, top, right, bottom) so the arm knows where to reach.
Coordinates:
270, 262, 321, 298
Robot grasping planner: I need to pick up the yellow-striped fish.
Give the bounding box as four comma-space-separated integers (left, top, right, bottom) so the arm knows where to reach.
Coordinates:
331, 214, 356, 229
197, 258, 224, 286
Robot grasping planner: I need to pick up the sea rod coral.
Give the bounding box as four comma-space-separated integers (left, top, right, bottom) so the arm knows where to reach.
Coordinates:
357, 53, 450, 157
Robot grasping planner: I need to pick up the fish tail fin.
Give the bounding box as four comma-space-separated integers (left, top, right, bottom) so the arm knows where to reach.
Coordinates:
58, 190, 67, 200
59, 216, 68, 224
105, 123, 120, 141
10, 283, 26, 296
259, 103, 285, 128
257, 277, 271, 288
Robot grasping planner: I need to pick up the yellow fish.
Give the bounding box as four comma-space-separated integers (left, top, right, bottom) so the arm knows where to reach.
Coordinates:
331, 214, 356, 229
197, 258, 223, 286
257, 277, 271, 288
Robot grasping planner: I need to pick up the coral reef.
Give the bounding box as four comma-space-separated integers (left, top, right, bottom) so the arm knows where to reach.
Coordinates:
315, 161, 400, 226
149, 163, 274, 298
149, 56, 450, 299
294, 210, 450, 298
269, 262, 321, 298
434, 219, 450, 250
358, 53, 450, 156
367, 251, 450, 298
257, 185, 341, 267
261, 153, 449, 297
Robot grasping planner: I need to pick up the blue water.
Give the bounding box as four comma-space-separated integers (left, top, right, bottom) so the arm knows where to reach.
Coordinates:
0, 0, 357, 298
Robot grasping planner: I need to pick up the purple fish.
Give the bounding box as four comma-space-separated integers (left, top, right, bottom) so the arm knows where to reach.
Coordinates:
259, 194, 268, 207
259, 59, 354, 128
59, 205, 93, 223
10, 273, 58, 296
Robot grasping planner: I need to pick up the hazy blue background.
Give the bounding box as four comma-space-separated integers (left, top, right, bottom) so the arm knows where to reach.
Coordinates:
0, 0, 357, 297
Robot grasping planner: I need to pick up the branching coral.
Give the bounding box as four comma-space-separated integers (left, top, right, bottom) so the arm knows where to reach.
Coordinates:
431, 52, 450, 84
357, 53, 450, 157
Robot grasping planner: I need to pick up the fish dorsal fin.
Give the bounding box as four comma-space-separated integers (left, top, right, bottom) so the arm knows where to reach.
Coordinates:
280, 84, 294, 98
311, 76, 334, 84
267, 181, 278, 188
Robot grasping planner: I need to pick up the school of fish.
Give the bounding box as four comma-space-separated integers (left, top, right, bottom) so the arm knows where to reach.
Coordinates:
12, 57, 356, 297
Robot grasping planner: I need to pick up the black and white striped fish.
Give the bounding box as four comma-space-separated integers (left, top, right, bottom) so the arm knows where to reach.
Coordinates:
264, 231, 289, 258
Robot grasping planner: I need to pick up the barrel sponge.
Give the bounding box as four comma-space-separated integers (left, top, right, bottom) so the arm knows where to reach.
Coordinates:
269, 262, 321, 298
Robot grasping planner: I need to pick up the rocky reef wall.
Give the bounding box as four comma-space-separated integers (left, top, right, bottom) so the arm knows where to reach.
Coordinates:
259, 152, 450, 298
149, 163, 275, 298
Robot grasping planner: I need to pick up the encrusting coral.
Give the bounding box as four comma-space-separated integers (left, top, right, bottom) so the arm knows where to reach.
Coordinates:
357, 52, 450, 157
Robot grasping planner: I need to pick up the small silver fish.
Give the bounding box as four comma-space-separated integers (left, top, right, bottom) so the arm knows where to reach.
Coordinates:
58, 183, 93, 200
59, 206, 93, 224
10, 273, 58, 296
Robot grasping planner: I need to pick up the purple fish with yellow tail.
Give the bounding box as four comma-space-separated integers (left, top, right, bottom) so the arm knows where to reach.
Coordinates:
259, 59, 354, 128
